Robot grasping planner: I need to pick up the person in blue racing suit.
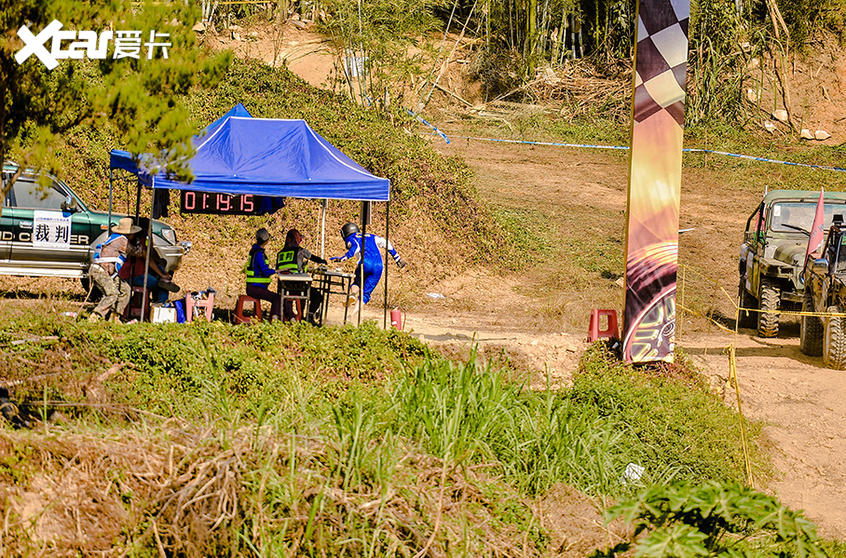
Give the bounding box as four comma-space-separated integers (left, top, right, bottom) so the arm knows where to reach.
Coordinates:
330, 222, 405, 315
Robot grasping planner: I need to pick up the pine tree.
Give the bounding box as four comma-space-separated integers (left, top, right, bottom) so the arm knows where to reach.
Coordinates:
0, 0, 231, 203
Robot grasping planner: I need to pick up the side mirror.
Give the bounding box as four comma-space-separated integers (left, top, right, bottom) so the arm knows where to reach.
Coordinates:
61, 196, 78, 213
812, 258, 829, 275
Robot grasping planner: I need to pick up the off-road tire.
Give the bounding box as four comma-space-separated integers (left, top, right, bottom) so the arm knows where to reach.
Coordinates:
799, 287, 823, 356
757, 279, 780, 338
823, 305, 846, 370
737, 280, 758, 329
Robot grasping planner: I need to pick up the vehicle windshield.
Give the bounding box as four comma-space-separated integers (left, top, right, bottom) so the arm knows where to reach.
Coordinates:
770, 202, 846, 233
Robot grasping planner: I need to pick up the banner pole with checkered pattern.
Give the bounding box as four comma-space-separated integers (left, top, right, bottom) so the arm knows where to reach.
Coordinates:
622, 0, 690, 363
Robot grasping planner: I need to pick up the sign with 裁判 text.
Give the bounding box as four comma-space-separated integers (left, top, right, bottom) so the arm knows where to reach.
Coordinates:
32, 210, 72, 249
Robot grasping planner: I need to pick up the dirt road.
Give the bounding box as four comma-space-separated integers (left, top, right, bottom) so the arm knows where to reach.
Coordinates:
398, 136, 846, 538
684, 330, 846, 539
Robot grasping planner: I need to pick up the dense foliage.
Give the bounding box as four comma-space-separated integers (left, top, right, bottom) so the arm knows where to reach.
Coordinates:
0, 0, 229, 198
597, 481, 826, 557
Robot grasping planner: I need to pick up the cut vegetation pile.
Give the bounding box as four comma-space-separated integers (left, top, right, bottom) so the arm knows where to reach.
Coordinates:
0, 314, 825, 556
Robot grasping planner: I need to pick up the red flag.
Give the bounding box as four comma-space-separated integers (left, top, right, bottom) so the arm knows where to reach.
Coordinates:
806, 187, 825, 258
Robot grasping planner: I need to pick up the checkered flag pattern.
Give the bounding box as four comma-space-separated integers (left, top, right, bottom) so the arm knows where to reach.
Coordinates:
633, 0, 689, 125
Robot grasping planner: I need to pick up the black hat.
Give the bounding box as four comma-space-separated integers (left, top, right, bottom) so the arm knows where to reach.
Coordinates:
341, 222, 360, 239
256, 228, 271, 243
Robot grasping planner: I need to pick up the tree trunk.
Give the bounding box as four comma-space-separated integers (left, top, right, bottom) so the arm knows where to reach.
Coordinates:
526, 0, 537, 78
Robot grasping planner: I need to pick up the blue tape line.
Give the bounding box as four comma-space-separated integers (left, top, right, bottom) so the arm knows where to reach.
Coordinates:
449, 135, 846, 173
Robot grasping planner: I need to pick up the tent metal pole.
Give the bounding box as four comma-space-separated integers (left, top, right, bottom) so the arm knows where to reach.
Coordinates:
320, 199, 327, 259
140, 187, 155, 322
383, 201, 389, 329
358, 220, 365, 326
108, 168, 114, 234
134, 181, 142, 223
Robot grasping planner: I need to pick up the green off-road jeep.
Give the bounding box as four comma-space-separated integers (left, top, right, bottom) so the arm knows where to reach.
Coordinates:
739, 190, 846, 337
1, 163, 190, 291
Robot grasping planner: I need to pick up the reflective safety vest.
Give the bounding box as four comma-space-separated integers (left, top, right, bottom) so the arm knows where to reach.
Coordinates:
93, 233, 126, 277
276, 247, 302, 273
245, 250, 272, 285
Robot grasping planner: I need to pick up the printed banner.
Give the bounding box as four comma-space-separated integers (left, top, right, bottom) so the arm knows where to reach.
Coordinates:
32, 210, 72, 250
623, 0, 690, 363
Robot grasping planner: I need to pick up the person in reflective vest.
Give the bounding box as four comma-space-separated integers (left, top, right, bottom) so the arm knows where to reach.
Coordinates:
276, 228, 327, 322
246, 228, 282, 320
330, 222, 406, 316
88, 217, 142, 322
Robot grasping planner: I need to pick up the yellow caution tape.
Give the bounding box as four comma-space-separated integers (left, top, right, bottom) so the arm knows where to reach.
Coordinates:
676, 302, 736, 334
728, 344, 754, 486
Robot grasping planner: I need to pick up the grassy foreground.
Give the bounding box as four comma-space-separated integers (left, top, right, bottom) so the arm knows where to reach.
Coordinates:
0, 315, 834, 556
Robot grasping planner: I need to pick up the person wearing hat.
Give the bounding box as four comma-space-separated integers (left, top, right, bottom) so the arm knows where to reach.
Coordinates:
245, 227, 282, 320
330, 222, 405, 317
88, 217, 142, 322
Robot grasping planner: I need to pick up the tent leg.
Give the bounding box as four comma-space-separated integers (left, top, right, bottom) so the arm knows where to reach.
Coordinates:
108, 169, 114, 234
140, 189, 155, 322
358, 221, 365, 326
320, 199, 327, 260
383, 201, 389, 329
134, 182, 142, 222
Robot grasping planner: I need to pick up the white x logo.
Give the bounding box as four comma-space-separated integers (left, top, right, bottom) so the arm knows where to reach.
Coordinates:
15, 20, 63, 70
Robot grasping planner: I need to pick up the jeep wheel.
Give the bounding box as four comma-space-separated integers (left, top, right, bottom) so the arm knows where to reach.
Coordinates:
823, 306, 846, 369
757, 279, 780, 338
799, 287, 823, 356
737, 281, 758, 329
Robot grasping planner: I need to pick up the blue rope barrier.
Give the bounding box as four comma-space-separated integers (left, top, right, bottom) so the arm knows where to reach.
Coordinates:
447, 134, 846, 173
407, 110, 450, 144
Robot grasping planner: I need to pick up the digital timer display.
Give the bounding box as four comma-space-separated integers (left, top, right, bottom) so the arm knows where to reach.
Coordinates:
180, 190, 262, 215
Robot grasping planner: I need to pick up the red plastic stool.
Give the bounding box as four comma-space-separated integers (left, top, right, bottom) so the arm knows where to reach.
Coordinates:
588, 309, 619, 342
234, 295, 262, 324
282, 298, 303, 322
124, 285, 152, 321
186, 292, 215, 322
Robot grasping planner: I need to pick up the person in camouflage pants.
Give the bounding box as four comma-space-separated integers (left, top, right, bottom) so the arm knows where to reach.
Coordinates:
89, 218, 142, 322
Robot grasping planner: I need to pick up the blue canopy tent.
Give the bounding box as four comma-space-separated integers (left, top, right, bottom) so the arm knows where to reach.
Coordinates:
108, 104, 393, 325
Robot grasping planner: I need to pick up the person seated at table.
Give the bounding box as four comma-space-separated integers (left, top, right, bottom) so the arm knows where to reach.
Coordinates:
330, 222, 405, 318
118, 222, 179, 306
276, 228, 327, 322
245, 227, 282, 321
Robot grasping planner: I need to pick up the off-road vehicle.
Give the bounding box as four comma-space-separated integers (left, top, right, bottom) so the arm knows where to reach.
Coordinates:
739, 190, 846, 337
1, 163, 190, 290
799, 215, 846, 369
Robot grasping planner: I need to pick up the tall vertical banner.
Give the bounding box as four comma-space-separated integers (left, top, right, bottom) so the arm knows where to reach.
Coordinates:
623, 0, 690, 363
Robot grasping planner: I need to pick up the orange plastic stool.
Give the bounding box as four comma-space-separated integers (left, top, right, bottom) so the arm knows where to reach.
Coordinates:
587, 309, 619, 342
234, 295, 262, 324
186, 292, 215, 322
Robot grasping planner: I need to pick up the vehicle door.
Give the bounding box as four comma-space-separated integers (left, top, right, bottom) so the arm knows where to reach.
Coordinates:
7, 176, 91, 272
742, 202, 765, 293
